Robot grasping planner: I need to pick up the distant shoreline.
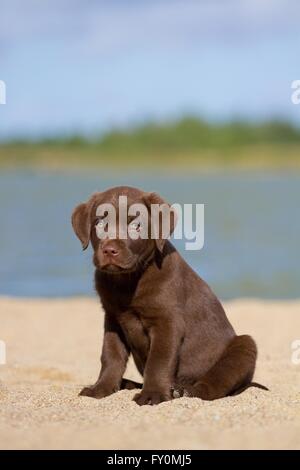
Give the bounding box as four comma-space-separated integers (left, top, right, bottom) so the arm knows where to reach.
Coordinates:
1, 144, 300, 171
1, 118, 300, 170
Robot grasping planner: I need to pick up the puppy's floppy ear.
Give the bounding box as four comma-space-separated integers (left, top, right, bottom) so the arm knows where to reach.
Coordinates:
143, 191, 177, 253
71, 202, 91, 250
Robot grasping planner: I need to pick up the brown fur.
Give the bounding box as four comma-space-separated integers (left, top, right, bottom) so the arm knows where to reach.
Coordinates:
72, 186, 266, 406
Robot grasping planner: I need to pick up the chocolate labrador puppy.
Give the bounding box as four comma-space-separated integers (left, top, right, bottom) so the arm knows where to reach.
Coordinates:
72, 186, 265, 405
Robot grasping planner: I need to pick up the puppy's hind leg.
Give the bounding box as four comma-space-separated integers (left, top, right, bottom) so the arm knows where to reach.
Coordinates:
187, 335, 259, 400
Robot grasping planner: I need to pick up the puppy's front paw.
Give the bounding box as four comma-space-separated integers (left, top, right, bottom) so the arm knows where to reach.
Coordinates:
133, 390, 171, 406
79, 383, 115, 399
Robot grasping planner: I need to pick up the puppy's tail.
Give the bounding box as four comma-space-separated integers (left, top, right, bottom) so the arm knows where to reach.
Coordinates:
230, 381, 269, 396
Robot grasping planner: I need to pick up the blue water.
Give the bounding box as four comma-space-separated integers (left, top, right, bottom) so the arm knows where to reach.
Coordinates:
0, 170, 299, 299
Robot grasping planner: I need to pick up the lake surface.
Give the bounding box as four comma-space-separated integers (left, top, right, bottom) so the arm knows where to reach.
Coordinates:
0, 170, 299, 299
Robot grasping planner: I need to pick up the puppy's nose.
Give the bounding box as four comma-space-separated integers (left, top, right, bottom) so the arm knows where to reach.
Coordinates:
102, 244, 119, 257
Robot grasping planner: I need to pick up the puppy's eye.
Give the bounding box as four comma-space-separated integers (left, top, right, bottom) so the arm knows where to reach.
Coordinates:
129, 222, 141, 232
95, 219, 105, 228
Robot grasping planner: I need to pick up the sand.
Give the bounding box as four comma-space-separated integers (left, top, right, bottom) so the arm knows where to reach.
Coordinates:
0, 296, 299, 450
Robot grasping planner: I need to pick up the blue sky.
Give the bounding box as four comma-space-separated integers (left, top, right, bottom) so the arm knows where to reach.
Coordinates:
0, 0, 300, 139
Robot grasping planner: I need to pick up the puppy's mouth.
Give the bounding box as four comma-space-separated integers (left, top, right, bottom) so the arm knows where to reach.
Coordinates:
99, 265, 138, 274
100, 263, 126, 273
97, 258, 138, 274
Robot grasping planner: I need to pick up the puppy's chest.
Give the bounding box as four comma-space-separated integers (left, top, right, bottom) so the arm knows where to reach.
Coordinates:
118, 310, 150, 351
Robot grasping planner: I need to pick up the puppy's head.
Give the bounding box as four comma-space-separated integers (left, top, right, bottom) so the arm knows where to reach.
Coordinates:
71, 186, 176, 274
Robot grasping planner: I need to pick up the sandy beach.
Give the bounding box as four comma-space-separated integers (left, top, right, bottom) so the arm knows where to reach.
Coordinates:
0, 296, 299, 450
